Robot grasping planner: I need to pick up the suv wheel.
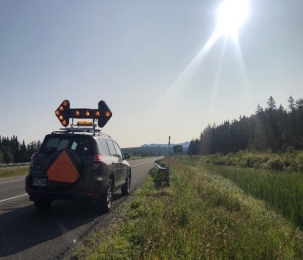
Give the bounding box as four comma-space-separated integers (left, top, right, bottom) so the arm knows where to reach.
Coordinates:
121, 172, 131, 195
99, 179, 113, 213
34, 198, 52, 209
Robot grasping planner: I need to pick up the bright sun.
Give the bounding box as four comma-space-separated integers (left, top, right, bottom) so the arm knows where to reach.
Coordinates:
216, 0, 249, 37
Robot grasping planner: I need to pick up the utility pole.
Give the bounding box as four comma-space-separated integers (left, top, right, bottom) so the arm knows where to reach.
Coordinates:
167, 136, 171, 186
167, 136, 170, 168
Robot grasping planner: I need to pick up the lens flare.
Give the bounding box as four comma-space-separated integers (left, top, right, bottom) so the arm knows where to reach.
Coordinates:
216, 0, 249, 38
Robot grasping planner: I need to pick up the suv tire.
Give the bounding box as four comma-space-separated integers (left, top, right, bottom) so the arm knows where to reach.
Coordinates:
121, 171, 131, 195
99, 179, 113, 212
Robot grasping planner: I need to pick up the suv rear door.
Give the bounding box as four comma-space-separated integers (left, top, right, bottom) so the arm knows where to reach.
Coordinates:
31, 135, 95, 191
112, 140, 128, 184
106, 139, 125, 187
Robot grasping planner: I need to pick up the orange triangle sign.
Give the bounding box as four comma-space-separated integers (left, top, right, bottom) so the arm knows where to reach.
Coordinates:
47, 150, 81, 183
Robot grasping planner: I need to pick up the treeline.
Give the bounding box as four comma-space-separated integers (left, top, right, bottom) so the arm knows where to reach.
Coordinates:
188, 96, 303, 155
0, 136, 41, 163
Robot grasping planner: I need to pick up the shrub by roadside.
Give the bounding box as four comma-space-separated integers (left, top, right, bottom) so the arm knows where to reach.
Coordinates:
198, 150, 303, 172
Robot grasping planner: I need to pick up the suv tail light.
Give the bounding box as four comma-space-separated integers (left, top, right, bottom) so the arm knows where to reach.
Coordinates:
30, 152, 38, 168
92, 154, 102, 170
93, 154, 102, 163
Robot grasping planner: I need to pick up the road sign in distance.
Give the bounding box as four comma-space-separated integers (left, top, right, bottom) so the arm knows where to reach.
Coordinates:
173, 145, 183, 153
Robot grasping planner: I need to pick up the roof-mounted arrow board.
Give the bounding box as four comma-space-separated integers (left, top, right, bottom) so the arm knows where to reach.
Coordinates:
55, 100, 112, 128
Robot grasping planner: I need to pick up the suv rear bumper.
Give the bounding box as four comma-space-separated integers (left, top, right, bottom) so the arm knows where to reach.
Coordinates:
25, 174, 107, 201
27, 191, 102, 202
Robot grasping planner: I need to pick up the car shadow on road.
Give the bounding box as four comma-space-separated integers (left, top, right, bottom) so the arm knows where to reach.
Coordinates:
0, 195, 122, 258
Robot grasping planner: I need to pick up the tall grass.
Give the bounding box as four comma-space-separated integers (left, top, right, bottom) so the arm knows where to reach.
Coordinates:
69, 157, 303, 260
0, 165, 29, 178
201, 163, 303, 228
199, 150, 303, 172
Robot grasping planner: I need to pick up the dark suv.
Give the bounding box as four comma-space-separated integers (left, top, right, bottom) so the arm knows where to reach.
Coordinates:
25, 127, 131, 212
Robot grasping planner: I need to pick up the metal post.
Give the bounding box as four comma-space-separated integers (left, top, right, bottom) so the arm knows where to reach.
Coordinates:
167, 136, 170, 186
167, 136, 170, 167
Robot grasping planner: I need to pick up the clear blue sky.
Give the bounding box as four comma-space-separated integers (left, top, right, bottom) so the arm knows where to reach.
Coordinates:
1, 0, 302, 148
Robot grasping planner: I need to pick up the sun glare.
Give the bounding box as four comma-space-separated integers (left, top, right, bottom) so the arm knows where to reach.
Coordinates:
155, 0, 250, 114
216, 0, 249, 38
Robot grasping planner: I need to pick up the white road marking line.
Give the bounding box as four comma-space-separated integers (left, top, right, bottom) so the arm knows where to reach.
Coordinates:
131, 160, 155, 168
0, 194, 28, 203
0, 179, 23, 185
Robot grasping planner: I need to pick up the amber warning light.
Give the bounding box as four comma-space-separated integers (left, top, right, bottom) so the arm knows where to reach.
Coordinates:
55, 100, 112, 128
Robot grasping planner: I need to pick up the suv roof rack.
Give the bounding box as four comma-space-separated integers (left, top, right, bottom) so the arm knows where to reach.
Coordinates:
64, 124, 100, 131
51, 124, 111, 138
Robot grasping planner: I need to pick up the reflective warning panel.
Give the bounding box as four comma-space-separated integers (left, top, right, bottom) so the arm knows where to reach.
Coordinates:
47, 150, 80, 183
158, 169, 168, 180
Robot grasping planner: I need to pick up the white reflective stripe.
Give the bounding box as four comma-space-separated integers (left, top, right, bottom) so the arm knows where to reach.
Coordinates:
0, 194, 27, 203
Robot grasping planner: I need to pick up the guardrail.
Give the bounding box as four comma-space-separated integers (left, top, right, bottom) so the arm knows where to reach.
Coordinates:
0, 163, 30, 168
154, 160, 169, 186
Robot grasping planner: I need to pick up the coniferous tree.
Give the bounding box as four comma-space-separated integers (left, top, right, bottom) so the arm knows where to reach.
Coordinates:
3, 147, 13, 163
20, 140, 28, 162
188, 139, 200, 155
256, 103, 263, 114
188, 96, 303, 156
288, 96, 295, 110
267, 96, 276, 110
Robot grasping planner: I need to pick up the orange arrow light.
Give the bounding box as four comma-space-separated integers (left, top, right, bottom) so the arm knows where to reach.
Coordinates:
55, 100, 70, 127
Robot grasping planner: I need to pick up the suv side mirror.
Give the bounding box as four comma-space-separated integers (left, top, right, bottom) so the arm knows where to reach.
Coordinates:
123, 153, 130, 160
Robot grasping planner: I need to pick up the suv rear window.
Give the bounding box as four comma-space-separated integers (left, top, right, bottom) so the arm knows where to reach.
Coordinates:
107, 140, 116, 156
113, 141, 122, 158
39, 135, 95, 155
98, 138, 110, 156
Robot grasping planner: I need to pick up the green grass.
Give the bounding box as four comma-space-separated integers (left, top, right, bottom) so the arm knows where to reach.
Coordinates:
187, 154, 303, 227
200, 163, 303, 228
199, 150, 303, 172
0, 165, 29, 178
68, 156, 303, 260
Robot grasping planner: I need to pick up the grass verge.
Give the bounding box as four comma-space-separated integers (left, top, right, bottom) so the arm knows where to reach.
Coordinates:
68, 156, 303, 260
0, 165, 29, 178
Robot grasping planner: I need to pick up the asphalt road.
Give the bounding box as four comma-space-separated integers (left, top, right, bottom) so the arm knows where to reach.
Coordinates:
0, 157, 158, 260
